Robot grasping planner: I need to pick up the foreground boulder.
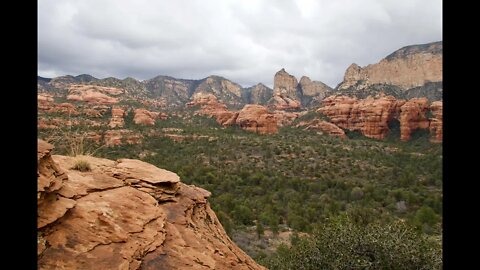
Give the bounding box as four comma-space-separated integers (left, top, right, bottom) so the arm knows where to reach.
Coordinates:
37, 140, 266, 270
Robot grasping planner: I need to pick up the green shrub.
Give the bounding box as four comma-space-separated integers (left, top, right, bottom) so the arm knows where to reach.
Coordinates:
262, 217, 442, 270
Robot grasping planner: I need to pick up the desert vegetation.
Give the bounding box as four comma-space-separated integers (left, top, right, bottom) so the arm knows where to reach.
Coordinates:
38, 111, 442, 268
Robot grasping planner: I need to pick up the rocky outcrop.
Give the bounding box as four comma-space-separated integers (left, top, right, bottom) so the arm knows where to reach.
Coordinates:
108, 106, 125, 128
399, 98, 430, 141
37, 140, 73, 230
299, 76, 331, 100
145, 76, 194, 107
188, 94, 279, 134
236, 105, 278, 134
337, 41, 442, 100
269, 69, 302, 110
245, 83, 273, 104
269, 69, 332, 108
268, 94, 302, 111
134, 109, 160, 126
187, 93, 238, 125
38, 93, 80, 116
429, 101, 443, 143
37, 141, 265, 270
38, 93, 55, 110
104, 130, 143, 146
318, 95, 403, 140
296, 119, 347, 139
273, 68, 299, 99
193, 76, 245, 107
273, 110, 305, 127
318, 95, 442, 142
67, 84, 123, 104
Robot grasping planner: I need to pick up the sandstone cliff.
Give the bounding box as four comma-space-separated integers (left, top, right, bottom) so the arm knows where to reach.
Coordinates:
193, 76, 246, 107
318, 95, 403, 140
37, 140, 266, 270
268, 69, 332, 109
145, 76, 196, 107
244, 83, 273, 105
299, 76, 329, 97
134, 108, 161, 126
429, 101, 443, 143
236, 105, 278, 135
317, 95, 442, 142
66, 84, 123, 105
269, 69, 303, 110
273, 68, 300, 99
336, 41, 442, 101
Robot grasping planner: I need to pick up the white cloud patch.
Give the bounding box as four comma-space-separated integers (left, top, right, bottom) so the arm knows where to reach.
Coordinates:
38, 0, 442, 87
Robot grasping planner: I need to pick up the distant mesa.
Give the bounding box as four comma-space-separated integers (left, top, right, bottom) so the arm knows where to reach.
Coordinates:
335, 41, 442, 101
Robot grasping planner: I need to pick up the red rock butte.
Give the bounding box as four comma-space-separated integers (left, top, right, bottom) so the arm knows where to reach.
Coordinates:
318, 95, 442, 142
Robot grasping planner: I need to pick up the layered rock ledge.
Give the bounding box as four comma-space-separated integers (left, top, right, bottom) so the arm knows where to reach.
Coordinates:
37, 140, 266, 270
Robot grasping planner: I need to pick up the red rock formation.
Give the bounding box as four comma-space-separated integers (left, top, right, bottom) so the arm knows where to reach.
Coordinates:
338, 42, 442, 91
273, 110, 305, 127
134, 108, 160, 125
236, 105, 278, 134
399, 98, 430, 141
104, 129, 143, 146
37, 140, 73, 230
318, 95, 404, 139
269, 94, 301, 110
108, 106, 125, 128
299, 76, 331, 99
318, 95, 442, 142
38, 93, 55, 111
37, 141, 265, 270
429, 101, 443, 143
273, 68, 299, 98
38, 95, 80, 116
188, 93, 279, 134
268, 69, 303, 110
67, 84, 122, 104
187, 93, 238, 126
296, 119, 347, 139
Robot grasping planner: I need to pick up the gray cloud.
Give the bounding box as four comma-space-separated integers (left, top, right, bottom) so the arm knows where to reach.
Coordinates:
38, 0, 442, 87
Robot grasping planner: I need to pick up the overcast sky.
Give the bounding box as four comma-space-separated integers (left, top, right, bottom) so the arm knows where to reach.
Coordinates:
38, 0, 442, 88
